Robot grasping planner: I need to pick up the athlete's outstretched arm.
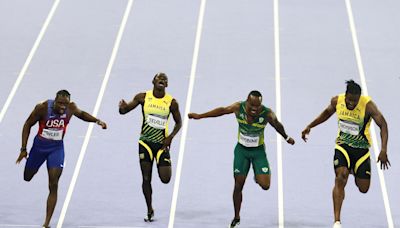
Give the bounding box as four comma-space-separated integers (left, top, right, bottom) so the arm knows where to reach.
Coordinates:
267, 111, 295, 145
119, 93, 145, 114
301, 96, 337, 142
367, 101, 390, 170
70, 102, 107, 129
188, 102, 240, 120
16, 102, 46, 164
162, 99, 182, 150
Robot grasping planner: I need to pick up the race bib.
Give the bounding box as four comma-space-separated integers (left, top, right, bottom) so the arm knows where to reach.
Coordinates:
239, 132, 260, 147
41, 129, 63, 140
339, 120, 359, 135
147, 115, 167, 129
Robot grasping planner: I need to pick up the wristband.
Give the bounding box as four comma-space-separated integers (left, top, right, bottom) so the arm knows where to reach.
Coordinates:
20, 147, 27, 152
285, 136, 290, 142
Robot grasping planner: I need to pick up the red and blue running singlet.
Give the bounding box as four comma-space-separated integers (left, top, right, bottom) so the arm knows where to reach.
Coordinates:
37, 100, 71, 141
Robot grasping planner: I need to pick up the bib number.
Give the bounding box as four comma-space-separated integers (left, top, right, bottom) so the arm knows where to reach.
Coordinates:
147, 115, 167, 129
339, 120, 359, 135
239, 133, 260, 147
41, 129, 63, 140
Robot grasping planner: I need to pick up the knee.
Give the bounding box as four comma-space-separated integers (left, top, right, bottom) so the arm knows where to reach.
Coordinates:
260, 183, 270, 191
359, 188, 368, 193
24, 175, 33, 182
142, 175, 151, 183
23, 170, 36, 182
234, 183, 244, 192
160, 176, 171, 184
48, 181, 59, 192
358, 185, 369, 193
335, 173, 347, 185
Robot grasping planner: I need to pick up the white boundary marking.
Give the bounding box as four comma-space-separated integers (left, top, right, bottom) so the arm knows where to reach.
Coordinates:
0, 0, 61, 124
273, 0, 284, 227
0, 225, 39, 227
0, 225, 144, 228
344, 0, 393, 227
78, 226, 145, 228
56, 1, 134, 227
168, 0, 207, 227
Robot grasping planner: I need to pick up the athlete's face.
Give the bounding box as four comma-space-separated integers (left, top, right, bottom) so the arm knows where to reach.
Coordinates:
246, 95, 262, 117
153, 74, 168, 90
345, 93, 360, 110
54, 95, 70, 114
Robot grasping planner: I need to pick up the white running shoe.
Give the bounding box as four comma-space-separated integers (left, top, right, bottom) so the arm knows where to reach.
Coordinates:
144, 210, 154, 222
333, 221, 341, 228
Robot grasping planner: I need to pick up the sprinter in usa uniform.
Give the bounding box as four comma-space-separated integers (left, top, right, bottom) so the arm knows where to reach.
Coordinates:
16, 90, 107, 228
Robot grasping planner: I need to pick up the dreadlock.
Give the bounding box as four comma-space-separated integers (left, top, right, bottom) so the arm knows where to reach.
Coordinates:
345, 80, 361, 95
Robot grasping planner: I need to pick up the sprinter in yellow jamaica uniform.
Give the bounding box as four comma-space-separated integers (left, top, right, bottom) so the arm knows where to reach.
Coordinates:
119, 72, 182, 222
302, 80, 390, 228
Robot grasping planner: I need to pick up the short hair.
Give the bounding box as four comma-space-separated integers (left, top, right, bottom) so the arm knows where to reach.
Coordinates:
153, 72, 167, 80
248, 90, 262, 98
345, 80, 361, 95
56, 90, 71, 98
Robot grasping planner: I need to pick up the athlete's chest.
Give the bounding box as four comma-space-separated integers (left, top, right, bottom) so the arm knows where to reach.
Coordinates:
336, 103, 364, 122
143, 98, 170, 115
237, 112, 267, 129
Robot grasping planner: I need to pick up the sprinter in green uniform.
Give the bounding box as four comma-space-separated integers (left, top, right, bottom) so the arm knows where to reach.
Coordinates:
301, 80, 390, 228
189, 90, 295, 228
119, 72, 182, 222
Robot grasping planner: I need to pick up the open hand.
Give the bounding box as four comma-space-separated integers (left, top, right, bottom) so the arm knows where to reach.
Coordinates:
16, 151, 28, 164
377, 150, 391, 170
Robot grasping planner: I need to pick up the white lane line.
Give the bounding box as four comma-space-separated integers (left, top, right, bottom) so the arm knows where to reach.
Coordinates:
56, 1, 134, 227
273, 0, 284, 227
78, 226, 146, 228
344, 0, 393, 227
168, 0, 207, 227
0, 225, 39, 227
0, 0, 61, 124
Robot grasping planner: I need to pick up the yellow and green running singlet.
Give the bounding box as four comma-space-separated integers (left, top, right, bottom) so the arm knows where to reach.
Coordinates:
140, 90, 173, 143
235, 101, 270, 147
335, 94, 372, 149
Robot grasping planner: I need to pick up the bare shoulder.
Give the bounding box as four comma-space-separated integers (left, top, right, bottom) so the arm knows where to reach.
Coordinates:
134, 92, 146, 103
330, 96, 339, 105
34, 100, 48, 114
68, 101, 78, 110
266, 109, 277, 120
170, 98, 180, 111
231, 101, 241, 109
27, 100, 48, 121
229, 101, 241, 114
366, 100, 379, 113
171, 98, 179, 106
67, 102, 80, 117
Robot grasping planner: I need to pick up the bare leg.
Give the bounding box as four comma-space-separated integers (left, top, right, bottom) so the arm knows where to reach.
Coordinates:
332, 167, 349, 223
140, 162, 153, 214
233, 175, 246, 219
23, 168, 38, 182
158, 166, 171, 184
255, 174, 270, 190
43, 168, 63, 228
355, 178, 370, 193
